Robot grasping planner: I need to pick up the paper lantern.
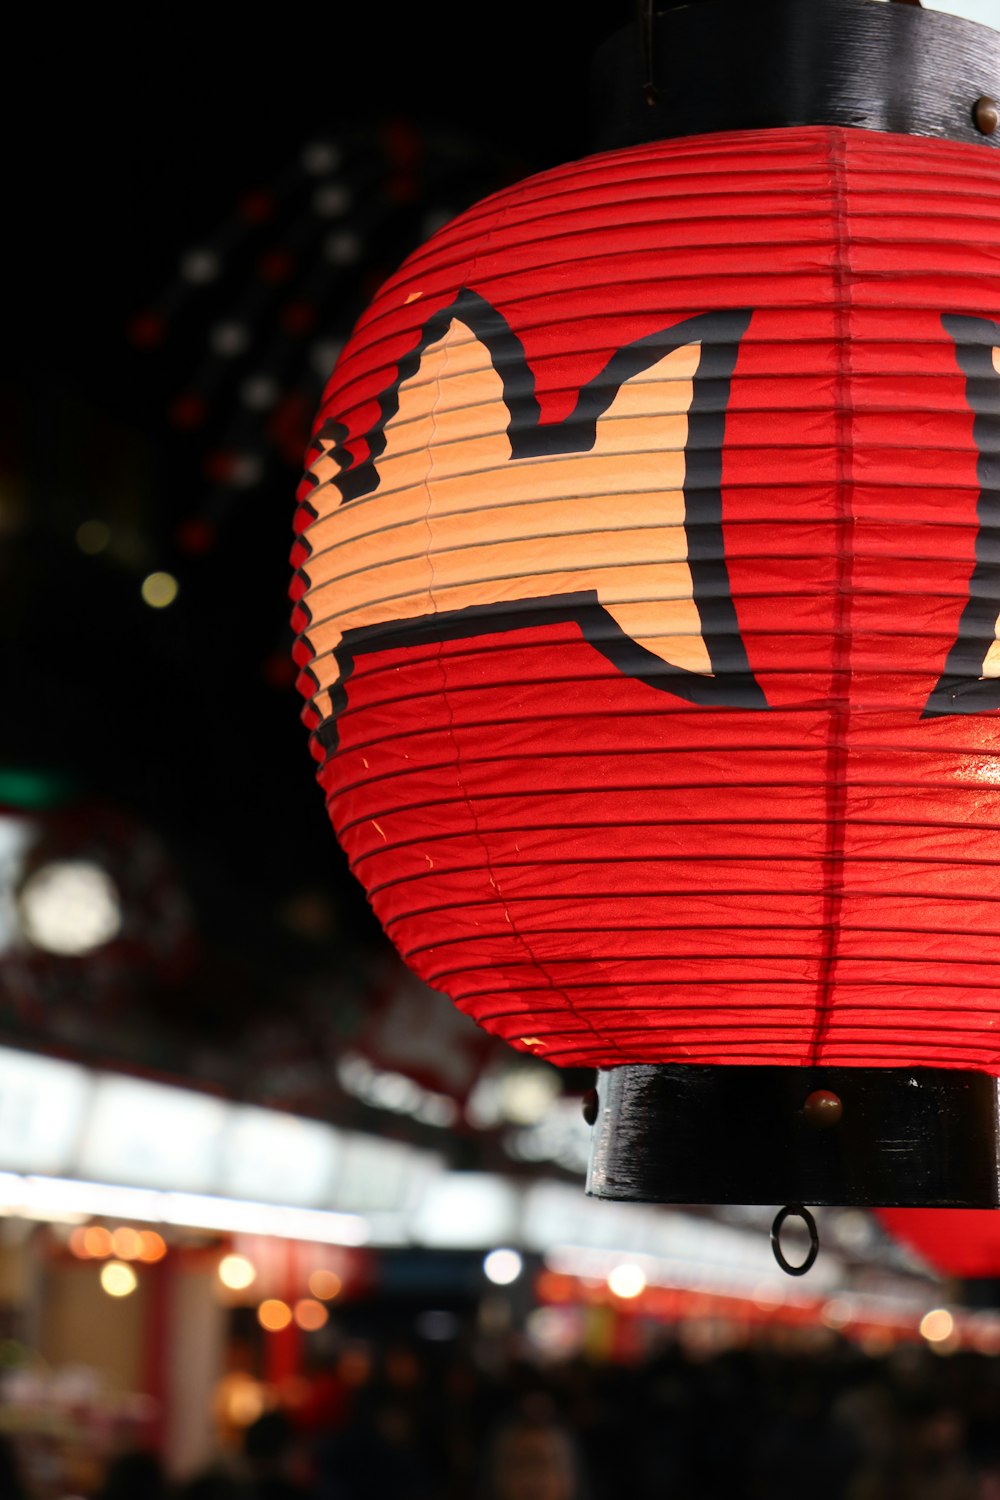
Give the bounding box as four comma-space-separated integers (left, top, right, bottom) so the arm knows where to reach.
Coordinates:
293, 0, 1000, 1212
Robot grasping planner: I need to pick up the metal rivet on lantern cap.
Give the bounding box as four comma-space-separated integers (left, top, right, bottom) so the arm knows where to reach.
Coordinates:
974, 97, 999, 135
582, 1088, 599, 1126
803, 1089, 844, 1128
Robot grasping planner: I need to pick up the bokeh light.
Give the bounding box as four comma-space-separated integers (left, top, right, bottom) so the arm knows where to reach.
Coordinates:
19, 861, 122, 955
141, 571, 179, 609
257, 1299, 293, 1332
218, 1254, 256, 1291
75, 519, 111, 555
100, 1261, 138, 1298
607, 1264, 647, 1300
307, 1269, 342, 1301
138, 1231, 168, 1263
83, 1226, 114, 1259
920, 1308, 956, 1344
216, 1371, 265, 1428
483, 1249, 523, 1286
111, 1227, 143, 1261
294, 1298, 329, 1332
497, 1067, 560, 1126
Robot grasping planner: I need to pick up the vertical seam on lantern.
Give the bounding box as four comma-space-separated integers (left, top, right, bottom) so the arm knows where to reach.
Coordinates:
432, 673, 633, 1063
424, 284, 632, 1065
808, 127, 854, 1068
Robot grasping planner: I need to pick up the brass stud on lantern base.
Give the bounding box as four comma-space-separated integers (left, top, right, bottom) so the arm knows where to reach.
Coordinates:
975, 97, 1000, 136
803, 1089, 844, 1129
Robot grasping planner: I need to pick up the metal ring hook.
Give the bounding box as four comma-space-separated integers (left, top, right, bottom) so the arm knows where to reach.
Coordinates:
770, 1203, 820, 1277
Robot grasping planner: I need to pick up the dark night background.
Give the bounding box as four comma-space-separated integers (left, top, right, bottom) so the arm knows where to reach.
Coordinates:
0, 4, 636, 1130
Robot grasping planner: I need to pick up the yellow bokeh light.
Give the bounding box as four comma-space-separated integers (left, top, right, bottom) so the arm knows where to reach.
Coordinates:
141, 571, 179, 609
76, 519, 111, 555
100, 1262, 138, 1298
607, 1263, 647, 1299
257, 1299, 293, 1332
920, 1308, 956, 1344
218, 1254, 257, 1291
821, 1299, 852, 1331
111, 1227, 143, 1261
83, 1226, 113, 1259
216, 1372, 265, 1429
308, 1269, 342, 1301
138, 1231, 167, 1263
294, 1299, 329, 1332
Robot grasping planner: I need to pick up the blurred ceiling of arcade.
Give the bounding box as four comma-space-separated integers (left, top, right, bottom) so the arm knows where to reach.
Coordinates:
2, 0, 623, 1126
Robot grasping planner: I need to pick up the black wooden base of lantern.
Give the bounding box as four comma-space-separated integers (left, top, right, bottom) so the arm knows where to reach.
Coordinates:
585, 1065, 1000, 1207
591, 0, 1000, 153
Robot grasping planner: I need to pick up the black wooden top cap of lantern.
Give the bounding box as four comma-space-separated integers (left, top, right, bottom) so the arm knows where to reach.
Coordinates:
591, 0, 1000, 151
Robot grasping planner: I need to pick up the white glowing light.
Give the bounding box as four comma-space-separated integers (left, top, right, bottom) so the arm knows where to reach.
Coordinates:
141, 572, 179, 609
80, 1077, 227, 1193
219, 1106, 339, 1207
484, 1248, 523, 1286
0, 817, 33, 954
324, 231, 361, 266
336, 1053, 458, 1129
161, 1192, 370, 1245
302, 142, 341, 174
0, 1173, 371, 1245
917, 0, 998, 26
920, 1308, 956, 1343
313, 184, 351, 217
0, 1050, 91, 1174
497, 1066, 561, 1126
180, 250, 220, 284
18, 861, 122, 955
218, 1253, 256, 1291
228, 455, 264, 490
311, 340, 344, 377
210, 323, 249, 357
608, 1263, 647, 1299
871, 0, 996, 19
100, 1261, 138, 1298
422, 209, 454, 238
240, 377, 279, 411
410, 1174, 519, 1250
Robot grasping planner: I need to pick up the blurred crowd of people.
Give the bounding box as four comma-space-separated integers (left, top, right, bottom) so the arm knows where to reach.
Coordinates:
7, 1336, 1000, 1499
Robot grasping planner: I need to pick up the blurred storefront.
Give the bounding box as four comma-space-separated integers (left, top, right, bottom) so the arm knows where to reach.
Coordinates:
0, 1039, 985, 1491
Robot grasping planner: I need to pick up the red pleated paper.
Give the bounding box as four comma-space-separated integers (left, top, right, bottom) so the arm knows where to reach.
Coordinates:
293, 126, 1000, 1072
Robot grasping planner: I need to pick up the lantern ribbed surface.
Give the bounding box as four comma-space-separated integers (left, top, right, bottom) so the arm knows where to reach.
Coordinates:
292, 126, 1000, 1072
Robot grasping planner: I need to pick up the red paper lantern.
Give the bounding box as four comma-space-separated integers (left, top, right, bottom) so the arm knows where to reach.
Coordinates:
293, 1, 1000, 1211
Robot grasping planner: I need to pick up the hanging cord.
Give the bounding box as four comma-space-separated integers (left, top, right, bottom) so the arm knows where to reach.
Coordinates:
771, 1204, 820, 1276
638, 0, 660, 105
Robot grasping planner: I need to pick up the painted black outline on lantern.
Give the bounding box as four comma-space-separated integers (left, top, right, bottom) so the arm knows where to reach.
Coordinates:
297, 291, 767, 755
925, 314, 1000, 716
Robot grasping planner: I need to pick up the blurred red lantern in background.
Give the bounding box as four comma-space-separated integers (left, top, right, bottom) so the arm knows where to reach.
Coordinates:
879, 1210, 1000, 1281
292, 0, 1000, 1216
